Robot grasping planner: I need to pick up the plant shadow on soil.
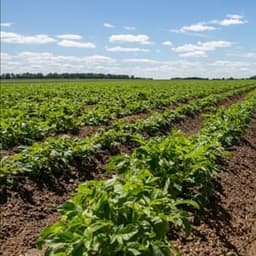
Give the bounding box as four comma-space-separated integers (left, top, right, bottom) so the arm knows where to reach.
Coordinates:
192, 185, 240, 255
168, 181, 239, 255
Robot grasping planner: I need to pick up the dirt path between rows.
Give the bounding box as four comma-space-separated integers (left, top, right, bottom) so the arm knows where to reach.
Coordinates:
0, 91, 253, 256
174, 113, 256, 256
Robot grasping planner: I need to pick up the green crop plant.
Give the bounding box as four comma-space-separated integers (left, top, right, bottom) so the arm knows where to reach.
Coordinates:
38, 91, 256, 255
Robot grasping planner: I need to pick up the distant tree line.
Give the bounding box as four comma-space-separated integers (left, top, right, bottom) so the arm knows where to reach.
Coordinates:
1, 73, 255, 80
171, 76, 256, 80
170, 77, 209, 80
0, 72, 149, 80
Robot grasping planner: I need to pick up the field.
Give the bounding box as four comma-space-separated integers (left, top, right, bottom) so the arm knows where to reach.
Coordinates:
0, 79, 256, 256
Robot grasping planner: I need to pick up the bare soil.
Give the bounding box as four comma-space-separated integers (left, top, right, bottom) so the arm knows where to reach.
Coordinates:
0, 91, 254, 256
173, 115, 203, 136
173, 114, 256, 256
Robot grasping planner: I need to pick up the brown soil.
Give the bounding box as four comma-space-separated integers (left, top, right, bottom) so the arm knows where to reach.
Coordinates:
171, 90, 251, 137
220, 90, 252, 108
0, 91, 254, 256
121, 112, 152, 123
173, 115, 203, 136
173, 114, 256, 256
82, 104, 95, 111
0, 150, 113, 256
78, 125, 102, 137
0, 146, 22, 159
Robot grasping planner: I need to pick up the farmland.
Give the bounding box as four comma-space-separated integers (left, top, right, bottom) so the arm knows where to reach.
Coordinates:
0, 79, 256, 256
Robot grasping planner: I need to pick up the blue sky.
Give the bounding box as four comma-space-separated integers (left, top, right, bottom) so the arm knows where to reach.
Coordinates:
1, 0, 256, 78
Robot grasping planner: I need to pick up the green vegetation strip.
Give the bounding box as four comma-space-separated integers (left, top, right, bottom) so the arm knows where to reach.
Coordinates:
37, 91, 256, 255
1, 81, 254, 149
1, 87, 255, 181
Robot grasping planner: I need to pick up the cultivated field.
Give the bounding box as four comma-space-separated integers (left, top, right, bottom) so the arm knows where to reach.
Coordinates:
0, 79, 256, 256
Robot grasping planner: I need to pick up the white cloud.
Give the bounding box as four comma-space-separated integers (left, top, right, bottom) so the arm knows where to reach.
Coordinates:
171, 14, 247, 36
226, 14, 243, 19
117, 59, 256, 78
1, 52, 117, 74
109, 34, 151, 44
213, 14, 247, 26
18, 52, 114, 64
0, 22, 12, 27
0, 53, 12, 66
245, 52, 256, 58
57, 40, 96, 48
104, 23, 115, 28
173, 41, 234, 53
83, 55, 115, 63
1, 51, 256, 79
162, 41, 173, 46
122, 58, 160, 64
1, 31, 56, 44
106, 46, 149, 52
1, 52, 11, 60
183, 23, 216, 32
175, 23, 216, 33
124, 26, 136, 30
56, 34, 82, 40
209, 60, 251, 67
179, 51, 207, 58
172, 41, 234, 57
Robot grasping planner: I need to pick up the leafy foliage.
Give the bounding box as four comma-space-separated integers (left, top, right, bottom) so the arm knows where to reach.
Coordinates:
1, 80, 254, 149
38, 91, 256, 255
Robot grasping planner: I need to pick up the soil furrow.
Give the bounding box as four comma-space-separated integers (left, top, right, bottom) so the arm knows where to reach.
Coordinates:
173, 113, 256, 256
0, 91, 253, 256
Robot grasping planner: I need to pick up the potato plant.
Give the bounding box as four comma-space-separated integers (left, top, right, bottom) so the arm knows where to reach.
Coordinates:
38, 92, 256, 255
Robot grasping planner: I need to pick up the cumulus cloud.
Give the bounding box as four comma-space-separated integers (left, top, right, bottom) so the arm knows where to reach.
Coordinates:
8, 52, 114, 75
162, 41, 173, 46
183, 23, 216, 32
56, 34, 82, 40
1, 52, 114, 73
106, 46, 149, 52
14, 52, 113, 64
109, 34, 151, 44
173, 23, 216, 33
1, 31, 56, 44
122, 58, 160, 64
83, 55, 115, 62
0, 22, 12, 27
1, 51, 255, 79
1, 52, 11, 60
213, 14, 247, 26
172, 40, 234, 57
171, 14, 247, 36
57, 39, 96, 48
179, 51, 207, 58
104, 23, 115, 28
173, 41, 233, 53
245, 52, 256, 58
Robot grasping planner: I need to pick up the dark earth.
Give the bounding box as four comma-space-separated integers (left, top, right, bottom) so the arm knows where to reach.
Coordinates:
0, 92, 255, 256
174, 113, 256, 256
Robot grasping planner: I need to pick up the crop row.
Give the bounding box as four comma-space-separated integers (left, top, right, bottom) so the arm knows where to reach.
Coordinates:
2, 80, 252, 112
1, 87, 254, 181
1, 81, 254, 149
37, 90, 256, 255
